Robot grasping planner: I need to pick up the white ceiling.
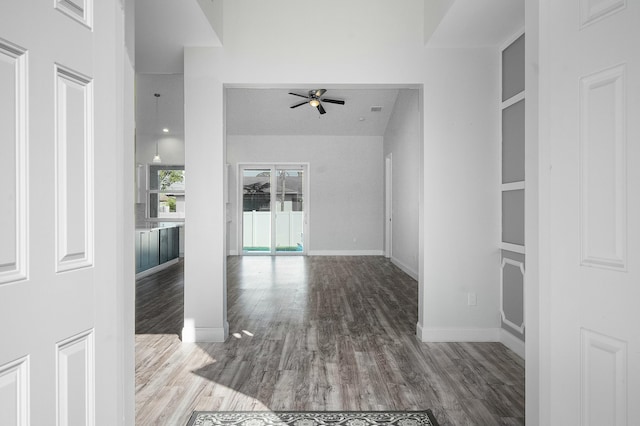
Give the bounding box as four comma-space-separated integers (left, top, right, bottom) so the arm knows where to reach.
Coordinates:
136, 74, 184, 136
225, 88, 403, 136
135, 0, 220, 74
427, 0, 525, 48
134, 0, 524, 136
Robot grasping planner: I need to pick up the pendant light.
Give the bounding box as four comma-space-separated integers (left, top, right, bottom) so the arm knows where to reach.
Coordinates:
152, 93, 162, 163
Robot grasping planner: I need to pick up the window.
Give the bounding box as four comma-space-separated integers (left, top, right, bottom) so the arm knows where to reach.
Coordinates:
148, 165, 185, 219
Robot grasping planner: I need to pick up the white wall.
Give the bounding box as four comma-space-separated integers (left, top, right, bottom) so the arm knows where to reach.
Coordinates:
184, 0, 501, 343
525, 0, 540, 422
135, 73, 185, 222
136, 134, 185, 166
226, 135, 384, 255
184, 49, 228, 342
135, 73, 185, 166
383, 89, 421, 278
419, 48, 501, 340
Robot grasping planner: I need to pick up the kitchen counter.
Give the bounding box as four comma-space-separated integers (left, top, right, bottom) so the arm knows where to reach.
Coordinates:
135, 221, 184, 232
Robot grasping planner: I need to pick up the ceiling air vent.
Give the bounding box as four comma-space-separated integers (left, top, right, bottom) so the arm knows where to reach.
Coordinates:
370, 106, 383, 112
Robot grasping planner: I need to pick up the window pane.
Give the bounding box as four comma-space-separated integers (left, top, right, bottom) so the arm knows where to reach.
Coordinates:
148, 165, 185, 219
242, 169, 271, 212
242, 169, 271, 252
275, 168, 304, 252
149, 165, 185, 191
149, 193, 185, 219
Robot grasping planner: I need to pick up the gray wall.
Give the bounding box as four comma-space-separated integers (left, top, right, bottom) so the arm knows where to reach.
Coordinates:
226, 135, 384, 254
383, 89, 421, 278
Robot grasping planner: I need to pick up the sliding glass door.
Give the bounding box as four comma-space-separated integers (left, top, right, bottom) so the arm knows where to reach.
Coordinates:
241, 164, 307, 255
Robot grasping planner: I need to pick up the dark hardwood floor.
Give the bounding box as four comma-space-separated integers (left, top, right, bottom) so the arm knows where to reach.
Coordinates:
136, 256, 525, 425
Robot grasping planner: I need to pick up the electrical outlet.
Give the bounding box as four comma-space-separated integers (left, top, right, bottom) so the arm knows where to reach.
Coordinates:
467, 293, 477, 306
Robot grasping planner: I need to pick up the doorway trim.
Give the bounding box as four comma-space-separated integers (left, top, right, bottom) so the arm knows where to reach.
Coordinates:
385, 153, 393, 258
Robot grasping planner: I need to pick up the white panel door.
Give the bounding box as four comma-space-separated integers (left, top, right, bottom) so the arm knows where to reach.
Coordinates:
543, 1, 639, 424
0, 0, 122, 424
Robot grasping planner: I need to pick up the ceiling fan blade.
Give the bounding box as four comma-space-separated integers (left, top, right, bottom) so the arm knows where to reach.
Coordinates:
314, 89, 327, 97
317, 103, 326, 115
290, 101, 307, 109
321, 97, 345, 105
289, 92, 309, 99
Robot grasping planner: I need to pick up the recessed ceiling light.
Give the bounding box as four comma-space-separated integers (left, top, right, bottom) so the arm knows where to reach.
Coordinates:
359, 117, 365, 121
162, 128, 169, 133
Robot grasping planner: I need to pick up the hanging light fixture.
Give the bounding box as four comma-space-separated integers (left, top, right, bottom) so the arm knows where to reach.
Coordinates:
152, 93, 162, 163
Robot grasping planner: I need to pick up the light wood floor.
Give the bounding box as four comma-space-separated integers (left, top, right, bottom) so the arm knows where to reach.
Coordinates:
136, 256, 525, 426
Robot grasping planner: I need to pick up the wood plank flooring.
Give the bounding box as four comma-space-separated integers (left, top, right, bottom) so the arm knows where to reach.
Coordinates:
136, 256, 525, 426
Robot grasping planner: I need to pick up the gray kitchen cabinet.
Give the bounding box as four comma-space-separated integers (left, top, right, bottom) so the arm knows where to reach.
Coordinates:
136, 225, 180, 274
136, 229, 160, 273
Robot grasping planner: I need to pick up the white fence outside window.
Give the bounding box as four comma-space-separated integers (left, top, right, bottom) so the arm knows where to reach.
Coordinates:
243, 211, 304, 249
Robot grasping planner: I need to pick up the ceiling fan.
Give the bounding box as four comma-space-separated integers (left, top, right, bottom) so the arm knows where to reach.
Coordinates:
289, 89, 345, 115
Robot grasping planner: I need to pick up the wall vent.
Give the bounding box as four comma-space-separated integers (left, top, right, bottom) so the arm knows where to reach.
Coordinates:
370, 106, 383, 112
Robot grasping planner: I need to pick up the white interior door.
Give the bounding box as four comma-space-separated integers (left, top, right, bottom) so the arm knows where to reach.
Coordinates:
0, 1, 124, 424
543, 1, 639, 424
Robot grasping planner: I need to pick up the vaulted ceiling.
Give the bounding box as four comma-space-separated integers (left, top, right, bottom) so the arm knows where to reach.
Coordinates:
134, 0, 524, 137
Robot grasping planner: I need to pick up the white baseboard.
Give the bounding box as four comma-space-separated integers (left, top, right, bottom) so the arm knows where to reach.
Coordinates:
182, 322, 229, 343
499, 328, 525, 359
416, 322, 424, 340
390, 256, 418, 280
417, 325, 501, 342
135, 257, 180, 279
229, 249, 384, 256
308, 250, 384, 256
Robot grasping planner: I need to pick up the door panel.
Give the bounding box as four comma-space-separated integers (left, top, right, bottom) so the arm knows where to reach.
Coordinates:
0, 39, 27, 286
543, 1, 639, 424
0, 0, 121, 424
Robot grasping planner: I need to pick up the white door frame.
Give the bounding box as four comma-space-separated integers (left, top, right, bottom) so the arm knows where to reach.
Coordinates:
385, 153, 393, 259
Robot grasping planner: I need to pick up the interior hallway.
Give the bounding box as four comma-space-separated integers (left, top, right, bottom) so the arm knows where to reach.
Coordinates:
135, 257, 524, 425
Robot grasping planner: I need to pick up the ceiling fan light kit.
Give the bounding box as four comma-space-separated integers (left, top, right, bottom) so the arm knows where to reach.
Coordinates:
289, 89, 345, 115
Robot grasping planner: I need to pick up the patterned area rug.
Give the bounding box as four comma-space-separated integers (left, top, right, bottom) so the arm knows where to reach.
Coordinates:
186, 411, 440, 426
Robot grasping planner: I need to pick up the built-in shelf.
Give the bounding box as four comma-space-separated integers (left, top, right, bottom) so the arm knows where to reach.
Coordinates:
502, 91, 525, 109
502, 181, 525, 191
500, 242, 526, 254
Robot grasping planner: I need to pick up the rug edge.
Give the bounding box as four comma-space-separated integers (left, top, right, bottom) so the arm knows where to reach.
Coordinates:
186, 410, 440, 426
425, 409, 440, 426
